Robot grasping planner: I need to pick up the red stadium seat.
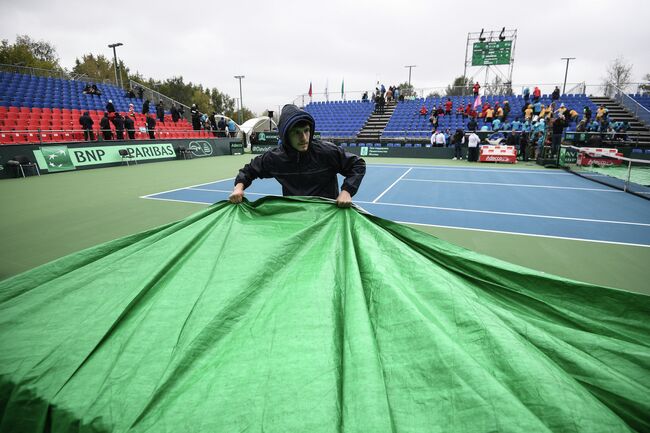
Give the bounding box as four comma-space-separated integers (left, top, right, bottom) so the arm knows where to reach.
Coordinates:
0, 133, 13, 144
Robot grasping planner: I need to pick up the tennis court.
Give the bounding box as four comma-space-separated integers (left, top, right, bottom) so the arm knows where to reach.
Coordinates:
145, 163, 650, 247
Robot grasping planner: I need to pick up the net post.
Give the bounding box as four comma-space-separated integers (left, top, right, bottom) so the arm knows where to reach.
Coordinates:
625, 160, 632, 192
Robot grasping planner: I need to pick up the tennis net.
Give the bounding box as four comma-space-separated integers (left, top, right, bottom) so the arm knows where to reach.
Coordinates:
560, 145, 650, 199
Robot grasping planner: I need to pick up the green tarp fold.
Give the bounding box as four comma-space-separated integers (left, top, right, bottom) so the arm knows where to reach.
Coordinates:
0, 197, 648, 432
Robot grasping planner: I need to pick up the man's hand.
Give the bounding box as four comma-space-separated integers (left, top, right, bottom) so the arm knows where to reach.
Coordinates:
336, 190, 352, 208
229, 183, 245, 203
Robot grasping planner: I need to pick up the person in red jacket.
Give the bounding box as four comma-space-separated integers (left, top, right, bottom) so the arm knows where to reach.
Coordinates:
465, 103, 473, 117
419, 105, 428, 116
533, 86, 541, 102
444, 98, 453, 115
473, 82, 480, 96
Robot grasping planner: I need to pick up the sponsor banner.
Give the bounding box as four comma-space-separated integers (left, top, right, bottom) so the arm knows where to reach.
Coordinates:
1, 138, 235, 179
346, 146, 454, 159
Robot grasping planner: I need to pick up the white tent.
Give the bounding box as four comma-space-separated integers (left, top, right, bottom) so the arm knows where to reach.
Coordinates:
240, 116, 279, 147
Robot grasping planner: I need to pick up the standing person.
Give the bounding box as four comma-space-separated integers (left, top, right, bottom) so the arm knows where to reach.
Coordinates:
113, 113, 125, 140
100, 112, 113, 140
473, 82, 480, 97
105, 100, 116, 119
124, 114, 135, 139
434, 130, 446, 147
227, 118, 237, 137
375, 92, 385, 114
191, 104, 201, 130
228, 104, 366, 208
523, 86, 530, 104
78, 111, 94, 141
551, 115, 567, 156
142, 99, 150, 115
146, 114, 156, 139
503, 101, 511, 120
136, 86, 144, 99
532, 86, 541, 102
451, 128, 465, 160
210, 112, 219, 136
170, 105, 180, 123
444, 98, 453, 116
128, 103, 136, 118
218, 117, 227, 137
467, 131, 480, 162
583, 105, 592, 122
156, 101, 165, 123
467, 117, 478, 132
551, 86, 561, 101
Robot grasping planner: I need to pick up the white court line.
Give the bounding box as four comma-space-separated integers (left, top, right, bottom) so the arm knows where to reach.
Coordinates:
189, 188, 272, 196
395, 220, 650, 248
354, 200, 650, 227
139, 176, 235, 199
400, 178, 619, 192
367, 164, 572, 175
372, 167, 413, 203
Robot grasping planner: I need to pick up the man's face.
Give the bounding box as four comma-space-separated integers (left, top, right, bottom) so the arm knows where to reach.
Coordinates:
288, 124, 310, 152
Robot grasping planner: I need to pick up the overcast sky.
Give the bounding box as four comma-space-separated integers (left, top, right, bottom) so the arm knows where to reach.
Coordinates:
2, 0, 649, 114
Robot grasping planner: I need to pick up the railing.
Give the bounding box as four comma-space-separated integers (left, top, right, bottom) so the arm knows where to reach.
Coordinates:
128, 80, 192, 122
0, 63, 69, 80
611, 85, 650, 128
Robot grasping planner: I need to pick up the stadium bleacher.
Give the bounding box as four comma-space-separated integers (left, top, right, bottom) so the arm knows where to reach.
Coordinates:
631, 94, 650, 111
304, 100, 374, 139
0, 71, 205, 144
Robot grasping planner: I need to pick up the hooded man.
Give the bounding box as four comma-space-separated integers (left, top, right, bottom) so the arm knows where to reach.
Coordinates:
229, 104, 366, 208
100, 112, 113, 140
78, 111, 94, 141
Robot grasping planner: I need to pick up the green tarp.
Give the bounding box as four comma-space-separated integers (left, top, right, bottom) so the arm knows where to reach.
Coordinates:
1, 197, 649, 432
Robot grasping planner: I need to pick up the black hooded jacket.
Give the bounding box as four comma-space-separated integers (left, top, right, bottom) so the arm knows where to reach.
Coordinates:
234, 104, 366, 199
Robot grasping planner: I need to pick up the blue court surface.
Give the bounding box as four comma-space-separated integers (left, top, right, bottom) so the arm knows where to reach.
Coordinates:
143, 163, 650, 247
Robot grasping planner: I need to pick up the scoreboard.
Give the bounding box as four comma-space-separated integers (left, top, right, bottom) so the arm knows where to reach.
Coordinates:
472, 41, 512, 66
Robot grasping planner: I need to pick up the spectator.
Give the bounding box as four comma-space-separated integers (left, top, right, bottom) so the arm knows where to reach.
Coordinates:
444, 98, 453, 115
113, 113, 125, 140
436, 105, 444, 117
492, 118, 502, 131
596, 105, 608, 122
503, 101, 510, 120
191, 104, 201, 130
210, 112, 219, 136
456, 105, 464, 118
82, 84, 92, 95
430, 112, 438, 131
485, 106, 494, 123
496, 104, 504, 120
551, 86, 561, 101
218, 117, 227, 137
106, 100, 116, 118
393, 87, 400, 101
576, 119, 587, 132
419, 105, 428, 116
524, 104, 533, 121
467, 131, 480, 161
124, 89, 136, 99
473, 82, 480, 96
227, 118, 237, 137
467, 117, 478, 132
385, 87, 393, 102
124, 114, 135, 139
142, 99, 150, 115
380, 83, 386, 96
583, 106, 592, 122
170, 105, 180, 123
551, 115, 567, 155
78, 111, 94, 141
520, 132, 531, 161
156, 101, 165, 123
375, 92, 385, 114
533, 101, 542, 117
100, 112, 113, 140
523, 86, 530, 103
434, 130, 446, 147
538, 104, 548, 120
451, 128, 465, 160
146, 114, 156, 139
128, 103, 136, 118
532, 86, 541, 102
90, 84, 102, 96
362, 91, 368, 102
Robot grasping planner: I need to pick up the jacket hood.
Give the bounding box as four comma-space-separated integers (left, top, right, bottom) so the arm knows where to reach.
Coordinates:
278, 104, 315, 152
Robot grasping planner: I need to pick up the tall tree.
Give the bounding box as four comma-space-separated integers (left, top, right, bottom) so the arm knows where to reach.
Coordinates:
640, 73, 650, 94
397, 82, 416, 98
0, 35, 61, 70
445, 76, 472, 96
603, 56, 633, 96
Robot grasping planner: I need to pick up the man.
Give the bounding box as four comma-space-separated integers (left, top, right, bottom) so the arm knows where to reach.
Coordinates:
229, 104, 366, 208
532, 86, 541, 102
467, 117, 478, 132
124, 114, 136, 139
156, 101, 165, 123
218, 117, 227, 137
106, 100, 116, 117
191, 104, 201, 131
551, 86, 561, 101
444, 98, 452, 116
78, 111, 94, 141
100, 112, 113, 140
142, 99, 150, 115
227, 119, 237, 137
113, 113, 125, 140
434, 130, 446, 147
473, 82, 480, 97
467, 131, 480, 162
170, 105, 180, 123
451, 128, 465, 160
551, 115, 567, 156
146, 114, 156, 139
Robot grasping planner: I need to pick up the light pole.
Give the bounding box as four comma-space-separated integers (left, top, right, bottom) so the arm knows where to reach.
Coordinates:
561, 57, 576, 95
404, 65, 417, 87
234, 75, 245, 124
108, 43, 124, 88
